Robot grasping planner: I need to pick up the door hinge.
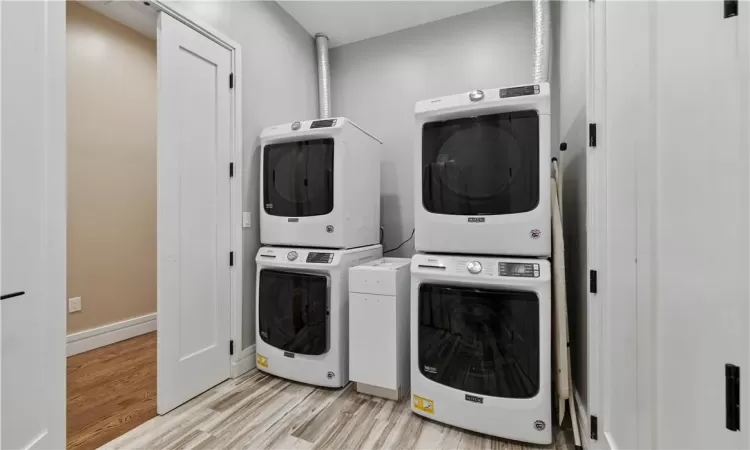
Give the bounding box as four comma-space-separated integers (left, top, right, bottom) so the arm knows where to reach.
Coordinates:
229, 162, 234, 178
725, 0, 738, 18
726, 364, 741, 431
589, 270, 598, 293
229, 251, 234, 266
590, 415, 598, 440
229, 73, 234, 89
229, 340, 234, 355
589, 123, 597, 147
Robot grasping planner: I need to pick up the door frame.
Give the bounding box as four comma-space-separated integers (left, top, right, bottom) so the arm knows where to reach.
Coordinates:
586, 1, 655, 449
150, 1, 247, 379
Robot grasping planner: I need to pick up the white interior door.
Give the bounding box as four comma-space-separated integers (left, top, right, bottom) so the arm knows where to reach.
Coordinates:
593, 2, 749, 449
590, 2, 643, 450
157, 12, 232, 414
0, 0, 66, 448
653, 3, 747, 448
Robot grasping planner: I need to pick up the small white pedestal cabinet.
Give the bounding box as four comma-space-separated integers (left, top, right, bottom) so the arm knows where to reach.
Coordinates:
349, 258, 411, 401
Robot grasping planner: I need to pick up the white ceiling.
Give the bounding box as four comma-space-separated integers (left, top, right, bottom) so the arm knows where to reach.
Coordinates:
78, 0, 158, 39
277, 1, 503, 48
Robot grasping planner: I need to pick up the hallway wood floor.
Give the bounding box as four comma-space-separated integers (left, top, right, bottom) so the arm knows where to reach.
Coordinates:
67, 332, 157, 450
105, 368, 573, 450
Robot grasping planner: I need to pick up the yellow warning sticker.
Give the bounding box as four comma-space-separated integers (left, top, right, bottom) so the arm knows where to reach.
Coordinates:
257, 354, 268, 368
413, 394, 434, 414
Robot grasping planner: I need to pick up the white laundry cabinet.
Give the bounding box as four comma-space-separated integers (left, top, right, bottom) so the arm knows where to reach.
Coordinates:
349, 258, 411, 401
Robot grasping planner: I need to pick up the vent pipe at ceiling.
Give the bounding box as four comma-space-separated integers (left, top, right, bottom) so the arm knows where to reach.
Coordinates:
532, 0, 550, 83
315, 33, 331, 119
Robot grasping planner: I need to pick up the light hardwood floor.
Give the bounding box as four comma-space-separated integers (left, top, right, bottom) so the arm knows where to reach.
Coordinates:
67, 332, 157, 450
104, 368, 573, 450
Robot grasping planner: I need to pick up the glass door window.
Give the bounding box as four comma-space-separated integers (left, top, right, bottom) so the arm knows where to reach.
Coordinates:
422, 110, 539, 216
264, 138, 334, 217
418, 284, 539, 398
258, 269, 328, 355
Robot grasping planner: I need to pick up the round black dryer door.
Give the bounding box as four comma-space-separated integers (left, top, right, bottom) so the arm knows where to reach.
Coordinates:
421, 110, 539, 216
263, 138, 334, 217
417, 284, 540, 398
258, 269, 328, 355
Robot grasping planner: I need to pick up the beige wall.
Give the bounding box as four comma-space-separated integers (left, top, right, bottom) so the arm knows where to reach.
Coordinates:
67, 2, 156, 334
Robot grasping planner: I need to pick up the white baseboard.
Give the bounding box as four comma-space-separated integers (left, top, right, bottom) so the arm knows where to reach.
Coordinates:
231, 345, 256, 378
574, 388, 592, 450
67, 313, 157, 356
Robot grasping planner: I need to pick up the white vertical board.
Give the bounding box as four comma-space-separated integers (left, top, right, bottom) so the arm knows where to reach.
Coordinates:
0, 0, 66, 448
157, 12, 232, 414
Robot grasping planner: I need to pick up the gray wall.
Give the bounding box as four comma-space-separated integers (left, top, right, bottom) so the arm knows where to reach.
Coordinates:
330, 1, 534, 257
170, 1, 319, 350
553, 1, 588, 406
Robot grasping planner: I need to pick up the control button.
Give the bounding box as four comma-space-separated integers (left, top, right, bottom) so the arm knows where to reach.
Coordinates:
467, 261, 483, 274
287, 251, 298, 261
469, 90, 484, 102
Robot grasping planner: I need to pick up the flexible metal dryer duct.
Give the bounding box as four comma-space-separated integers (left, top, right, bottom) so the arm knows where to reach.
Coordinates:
532, 0, 550, 83
315, 33, 331, 119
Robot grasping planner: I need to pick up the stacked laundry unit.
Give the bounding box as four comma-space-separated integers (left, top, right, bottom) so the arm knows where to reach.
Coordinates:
410, 83, 553, 444
255, 118, 383, 388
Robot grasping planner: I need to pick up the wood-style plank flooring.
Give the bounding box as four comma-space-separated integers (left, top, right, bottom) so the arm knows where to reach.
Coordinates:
67, 332, 157, 450
105, 368, 573, 450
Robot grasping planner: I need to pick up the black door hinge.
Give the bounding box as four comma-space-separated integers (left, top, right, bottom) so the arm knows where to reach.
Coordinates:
229, 251, 234, 266
229, 73, 234, 89
725, 0, 738, 18
727, 364, 741, 431
229, 340, 234, 355
229, 162, 234, 177
590, 415, 598, 440
589, 270, 598, 293
589, 123, 597, 147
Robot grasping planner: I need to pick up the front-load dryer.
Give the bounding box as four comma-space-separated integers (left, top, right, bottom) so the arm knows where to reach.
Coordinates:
414, 83, 551, 257
410, 253, 552, 444
255, 244, 382, 387
260, 118, 381, 249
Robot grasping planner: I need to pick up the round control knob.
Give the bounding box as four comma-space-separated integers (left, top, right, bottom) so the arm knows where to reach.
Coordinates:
287, 251, 298, 261
467, 260, 483, 274
469, 90, 484, 102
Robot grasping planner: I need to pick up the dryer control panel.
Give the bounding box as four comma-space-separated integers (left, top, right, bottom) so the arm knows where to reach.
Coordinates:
306, 252, 334, 264
498, 262, 540, 278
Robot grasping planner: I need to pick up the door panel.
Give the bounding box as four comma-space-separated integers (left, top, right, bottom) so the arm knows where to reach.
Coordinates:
263, 139, 334, 217
0, 1, 66, 448
258, 270, 328, 355
654, 3, 745, 448
422, 111, 539, 216
157, 12, 232, 414
417, 284, 540, 399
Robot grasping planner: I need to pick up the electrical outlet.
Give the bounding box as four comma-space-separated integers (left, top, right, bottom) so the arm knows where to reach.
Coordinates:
68, 297, 82, 313
243, 212, 252, 228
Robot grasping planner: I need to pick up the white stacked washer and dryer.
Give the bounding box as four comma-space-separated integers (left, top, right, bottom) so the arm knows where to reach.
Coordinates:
410, 83, 553, 444
256, 118, 383, 388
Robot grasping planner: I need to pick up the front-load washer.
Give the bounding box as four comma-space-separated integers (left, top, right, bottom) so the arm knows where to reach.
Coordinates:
255, 244, 382, 387
260, 118, 381, 249
410, 253, 552, 444
414, 83, 551, 257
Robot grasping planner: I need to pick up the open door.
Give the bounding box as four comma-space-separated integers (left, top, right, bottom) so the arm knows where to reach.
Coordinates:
157, 12, 232, 414
0, 1, 66, 448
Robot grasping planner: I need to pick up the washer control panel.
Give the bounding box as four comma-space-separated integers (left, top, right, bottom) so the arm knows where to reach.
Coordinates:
306, 252, 334, 264
498, 262, 540, 278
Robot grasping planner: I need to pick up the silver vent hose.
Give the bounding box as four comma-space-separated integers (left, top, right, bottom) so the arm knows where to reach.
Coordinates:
315, 33, 331, 119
